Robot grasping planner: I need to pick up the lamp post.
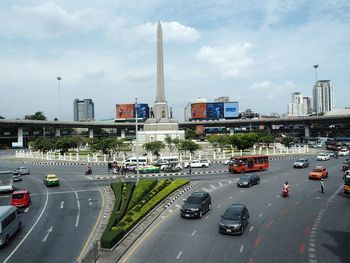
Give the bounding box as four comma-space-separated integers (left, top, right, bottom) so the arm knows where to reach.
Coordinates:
135, 96, 140, 185
56, 76, 62, 120
313, 65, 319, 116
313, 65, 319, 82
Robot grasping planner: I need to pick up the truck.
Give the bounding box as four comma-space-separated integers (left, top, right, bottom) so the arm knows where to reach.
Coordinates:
0, 171, 14, 193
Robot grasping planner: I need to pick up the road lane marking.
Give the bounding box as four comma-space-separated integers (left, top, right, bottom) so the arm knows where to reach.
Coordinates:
3, 189, 49, 263
299, 243, 305, 254
267, 203, 271, 207
240, 190, 245, 193
218, 182, 223, 187
240, 245, 244, 253
24, 207, 29, 213
175, 204, 181, 208
229, 196, 233, 200
259, 213, 263, 217
0, 195, 11, 198
210, 184, 216, 190
202, 187, 211, 192
41, 226, 53, 242
169, 209, 173, 213
204, 215, 210, 220
191, 230, 197, 236
254, 235, 263, 247
249, 226, 254, 232
89, 198, 93, 206
30, 188, 99, 196
176, 251, 183, 259
74, 191, 80, 227
60, 201, 64, 209
217, 204, 222, 209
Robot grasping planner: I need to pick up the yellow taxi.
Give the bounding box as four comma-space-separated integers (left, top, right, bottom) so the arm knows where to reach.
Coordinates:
309, 166, 328, 180
43, 174, 60, 187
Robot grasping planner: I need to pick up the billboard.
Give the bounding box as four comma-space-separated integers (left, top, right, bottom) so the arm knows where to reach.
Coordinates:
207, 103, 224, 119
191, 103, 207, 119
224, 102, 239, 118
116, 104, 134, 119
136, 104, 149, 119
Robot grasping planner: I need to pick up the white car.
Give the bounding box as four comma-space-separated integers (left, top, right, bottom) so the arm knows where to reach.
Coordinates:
184, 160, 209, 168
223, 159, 231, 165
317, 153, 331, 161
339, 149, 350, 156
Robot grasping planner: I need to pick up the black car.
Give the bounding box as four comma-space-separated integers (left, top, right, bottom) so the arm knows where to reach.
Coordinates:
237, 174, 260, 187
219, 204, 249, 235
181, 191, 212, 218
343, 160, 350, 171
293, 158, 310, 168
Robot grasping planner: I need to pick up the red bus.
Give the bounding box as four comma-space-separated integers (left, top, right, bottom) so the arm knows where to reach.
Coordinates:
228, 155, 269, 173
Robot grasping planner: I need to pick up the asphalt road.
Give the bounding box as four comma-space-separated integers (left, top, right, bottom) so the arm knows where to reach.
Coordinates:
120, 156, 349, 263
0, 160, 103, 263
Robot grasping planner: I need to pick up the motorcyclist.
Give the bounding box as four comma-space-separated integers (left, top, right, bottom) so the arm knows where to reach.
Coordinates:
86, 164, 92, 175
283, 181, 290, 194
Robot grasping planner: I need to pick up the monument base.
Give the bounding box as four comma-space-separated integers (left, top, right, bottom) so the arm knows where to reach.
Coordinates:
139, 118, 185, 143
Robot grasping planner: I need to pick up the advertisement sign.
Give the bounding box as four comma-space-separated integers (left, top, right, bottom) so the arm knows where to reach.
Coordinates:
191, 103, 207, 119
136, 104, 149, 119
116, 104, 134, 119
207, 103, 224, 119
224, 102, 239, 118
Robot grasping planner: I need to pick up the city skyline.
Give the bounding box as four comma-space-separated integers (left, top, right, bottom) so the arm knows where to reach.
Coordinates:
0, 1, 349, 121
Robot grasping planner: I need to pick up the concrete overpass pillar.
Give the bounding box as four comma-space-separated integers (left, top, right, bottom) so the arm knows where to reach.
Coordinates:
89, 128, 94, 138
304, 125, 310, 138
121, 129, 126, 139
17, 127, 23, 147
55, 128, 61, 137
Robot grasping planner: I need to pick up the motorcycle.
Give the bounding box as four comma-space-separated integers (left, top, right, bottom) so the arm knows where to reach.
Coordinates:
281, 188, 289, 198
85, 169, 92, 175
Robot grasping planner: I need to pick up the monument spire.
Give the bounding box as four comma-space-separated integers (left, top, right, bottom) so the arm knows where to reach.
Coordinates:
153, 21, 168, 120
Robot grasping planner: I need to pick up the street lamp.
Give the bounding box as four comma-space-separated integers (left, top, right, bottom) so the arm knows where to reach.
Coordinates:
313, 65, 319, 82
135, 96, 140, 185
313, 65, 319, 116
56, 76, 62, 120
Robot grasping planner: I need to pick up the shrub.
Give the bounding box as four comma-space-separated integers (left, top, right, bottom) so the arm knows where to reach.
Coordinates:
127, 211, 134, 216
111, 226, 118, 231
125, 216, 133, 222
127, 179, 157, 210
133, 205, 141, 212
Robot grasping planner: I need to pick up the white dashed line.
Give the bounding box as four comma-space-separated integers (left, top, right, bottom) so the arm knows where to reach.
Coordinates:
249, 226, 254, 232
202, 187, 211, 192
60, 201, 64, 209
267, 203, 272, 207
176, 251, 183, 260
204, 215, 210, 220
217, 204, 222, 209
191, 230, 197, 236
276, 195, 280, 198
210, 185, 216, 190
259, 213, 263, 217
240, 190, 245, 193
218, 182, 223, 187
240, 245, 244, 253
169, 209, 173, 213
175, 204, 181, 208
229, 196, 233, 200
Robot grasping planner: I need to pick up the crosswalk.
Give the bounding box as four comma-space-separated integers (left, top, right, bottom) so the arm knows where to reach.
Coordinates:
201, 179, 238, 192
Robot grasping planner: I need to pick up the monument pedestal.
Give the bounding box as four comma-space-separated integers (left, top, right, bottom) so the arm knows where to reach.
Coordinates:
138, 118, 185, 143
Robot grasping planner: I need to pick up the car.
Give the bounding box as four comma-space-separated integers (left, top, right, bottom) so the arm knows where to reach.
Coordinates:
339, 149, 350, 156
12, 174, 22, 182
309, 166, 328, 180
293, 158, 310, 168
135, 165, 160, 174
43, 174, 60, 187
317, 153, 330, 161
219, 204, 249, 235
200, 159, 211, 166
180, 191, 211, 218
12, 167, 30, 175
11, 190, 30, 208
237, 174, 260, 187
223, 159, 231, 165
184, 160, 210, 168
343, 160, 350, 171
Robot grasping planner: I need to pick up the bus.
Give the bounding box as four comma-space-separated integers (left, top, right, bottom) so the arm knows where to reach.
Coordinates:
343, 171, 350, 194
228, 155, 269, 173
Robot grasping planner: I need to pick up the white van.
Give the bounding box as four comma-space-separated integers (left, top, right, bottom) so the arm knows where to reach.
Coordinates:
0, 206, 21, 246
155, 156, 179, 166
123, 157, 148, 167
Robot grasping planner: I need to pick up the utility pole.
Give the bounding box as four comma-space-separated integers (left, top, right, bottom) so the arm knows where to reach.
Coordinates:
135, 96, 140, 185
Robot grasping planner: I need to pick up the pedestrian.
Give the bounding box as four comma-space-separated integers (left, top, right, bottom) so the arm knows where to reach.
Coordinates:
321, 178, 324, 193
189, 165, 192, 175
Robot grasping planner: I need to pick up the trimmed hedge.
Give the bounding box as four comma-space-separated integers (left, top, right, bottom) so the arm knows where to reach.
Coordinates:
100, 182, 135, 249
119, 179, 189, 234
127, 179, 157, 210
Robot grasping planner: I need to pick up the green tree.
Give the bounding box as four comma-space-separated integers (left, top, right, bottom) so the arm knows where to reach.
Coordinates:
207, 134, 229, 152
258, 132, 275, 148
89, 137, 117, 155
55, 137, 76, 154
185, 129, 200, 140
165, 135, 175, 154
30, 138, 55, 152
281, 136, 293, 147
143, 141, 165, 157
229, 133, 259, 151
180, 140, 201, 155
26, 112, 47, 120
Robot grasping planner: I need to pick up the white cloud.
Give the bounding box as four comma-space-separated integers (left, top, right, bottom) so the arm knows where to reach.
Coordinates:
196, 43, 254, 77
1, 2, 106, 39
250, 81, 296, 99
136, 21, 200, 42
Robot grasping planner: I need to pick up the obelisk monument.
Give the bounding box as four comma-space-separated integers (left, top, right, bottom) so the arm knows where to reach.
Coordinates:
140, 21, 185, 142
153, 21, 168, 120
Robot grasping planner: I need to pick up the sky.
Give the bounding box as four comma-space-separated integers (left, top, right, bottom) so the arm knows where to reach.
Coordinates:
0, 0, 349, 121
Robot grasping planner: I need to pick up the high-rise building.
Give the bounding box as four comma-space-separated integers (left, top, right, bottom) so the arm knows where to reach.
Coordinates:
312, 80, 334, 115
73, 99, 95, 121
288, 92, 309, 116
214, 96, 230, 102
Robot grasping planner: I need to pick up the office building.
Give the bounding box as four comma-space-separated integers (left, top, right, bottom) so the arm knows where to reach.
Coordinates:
288, 92, 310, 116
73, 99, 95, 121
312, 80, 334, 115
